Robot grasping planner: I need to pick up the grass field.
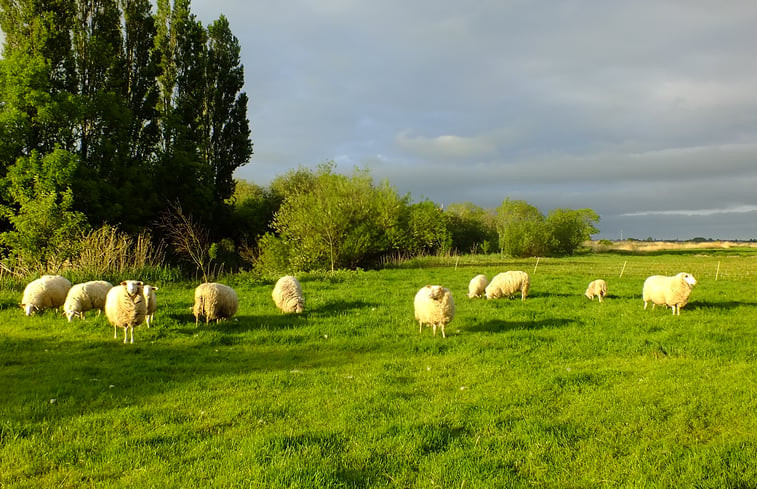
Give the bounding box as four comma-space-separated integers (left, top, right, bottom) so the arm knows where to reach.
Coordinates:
2, 251, 757, 488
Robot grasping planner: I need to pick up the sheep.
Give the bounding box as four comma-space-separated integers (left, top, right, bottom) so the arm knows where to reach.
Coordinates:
485, 271, 530, 301
642, 272, 697, 315
63, 280, 113, 321
21, 275, 72, 316
585, 279, 608, 302
104, 280, 147, 344
414, 285, 455, 338
467, 274, 489, 299
142, 284, 159, 327
272, 275, 304, 314
193, 282, 239, 324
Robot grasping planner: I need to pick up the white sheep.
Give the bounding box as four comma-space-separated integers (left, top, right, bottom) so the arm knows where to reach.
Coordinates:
485, 271, 530, 301
272, 275, 304, 314
643, 272, 697, 315
104, 280, 147, 344
63, 280, 113, 321
193, 282, 239, 324
142, 284, 159, 327
585, 279, 607, 302
21, 275, 72, 316
467, 274, 489, 299
414, 285, 455, 338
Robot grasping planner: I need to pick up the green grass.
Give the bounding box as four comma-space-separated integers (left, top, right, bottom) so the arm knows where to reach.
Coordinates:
2, 252, 757, 488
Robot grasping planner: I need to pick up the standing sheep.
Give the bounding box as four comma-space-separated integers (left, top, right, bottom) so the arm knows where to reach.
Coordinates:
63, 280, 113, 321
142, 285, 159, 327
21, 275, 72, 316
585, 279, 608, 302
414, 285, 455, 338
485, 271, 530, 301
193, 282, 239, 324
104, 280, 147, 344
272, 275, 304, 314
642, 272, 697, 315
467, 274, 489, 299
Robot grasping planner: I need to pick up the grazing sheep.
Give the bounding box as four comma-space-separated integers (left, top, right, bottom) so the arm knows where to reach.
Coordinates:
414, 285, 455, 338
193, 282, 238, 324
643, 272, 697, 315
585, 279, 608, 302
467, 274, 489, 299
272, 275, 304, 314
142, 285, 159, 327
63, 280, 114, 321
485, 271, 530, 301
104, 280, 147, 344
21, 275, 72, 316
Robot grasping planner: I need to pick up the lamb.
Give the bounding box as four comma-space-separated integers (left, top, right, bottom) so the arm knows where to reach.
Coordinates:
585, 279, 608, 302
142, 284, 159, 327
467, 274, 489, 299
21, 275, 72, 316
63, 280, 113, 321
414, 285, 455, 338
272, 275, 304, 314
642, 272, 697, 315
193, 282, 239, 324
104, 280, 147, 344
485, 271, 530, 301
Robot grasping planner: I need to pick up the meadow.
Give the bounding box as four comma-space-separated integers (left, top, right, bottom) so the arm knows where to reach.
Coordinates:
1, 250, 757, 488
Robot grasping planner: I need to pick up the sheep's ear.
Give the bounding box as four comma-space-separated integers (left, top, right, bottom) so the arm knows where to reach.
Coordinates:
137, 281, 144, 286
120, 281, 127, 286
18, 303, 25, 309
153, 287, 159, 292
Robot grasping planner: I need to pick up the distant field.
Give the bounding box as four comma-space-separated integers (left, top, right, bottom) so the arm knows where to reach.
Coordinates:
2, 251, 757, 488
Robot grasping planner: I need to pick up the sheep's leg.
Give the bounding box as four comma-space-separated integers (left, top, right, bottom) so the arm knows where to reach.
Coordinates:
129, 326, 134, 344
114, 326, 118, 338
419, 321, 423, 334
123, 327, 127, 344
440, 325, 446, 338
432, 324, 437, 336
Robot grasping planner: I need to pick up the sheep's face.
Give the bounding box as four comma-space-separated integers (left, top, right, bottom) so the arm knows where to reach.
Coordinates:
21, 303, 37, 316
428, 286, 445, 300
121, 280, 144, 296
680, 273, 697, 287
143, 285, 158, 296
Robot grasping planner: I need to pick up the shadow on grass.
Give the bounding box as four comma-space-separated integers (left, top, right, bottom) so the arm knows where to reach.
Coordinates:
466, 317, 576, 333
687, 300, 757, 311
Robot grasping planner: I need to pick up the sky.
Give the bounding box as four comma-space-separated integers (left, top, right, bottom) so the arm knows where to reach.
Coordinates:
17, 1, 757, 240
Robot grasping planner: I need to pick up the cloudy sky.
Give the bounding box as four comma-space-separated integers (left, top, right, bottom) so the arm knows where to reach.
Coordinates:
190, 0, 757, 240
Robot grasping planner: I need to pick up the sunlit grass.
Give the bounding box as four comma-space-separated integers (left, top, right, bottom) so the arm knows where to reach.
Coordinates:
2, 251, 757, 488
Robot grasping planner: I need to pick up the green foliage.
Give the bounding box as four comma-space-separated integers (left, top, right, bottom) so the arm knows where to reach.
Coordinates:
496, 198, 550, 257
445, 202, 499, 254
272, 164, 405, 271
0, 0, 252, 233
495, 198, 600, 257
0, 150, 89, 272
397, 200, 451, 256
545, 207, 600, 256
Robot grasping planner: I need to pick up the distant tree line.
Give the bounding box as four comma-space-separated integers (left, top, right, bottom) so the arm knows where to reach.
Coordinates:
0, 2, 599, 276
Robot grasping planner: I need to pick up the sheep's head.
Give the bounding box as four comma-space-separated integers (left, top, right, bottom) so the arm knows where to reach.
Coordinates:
121, 280, 144, 297
20, 303, 38, 316
428, 285, 445, 300
143, 285, 158, 296
679, 273, 697, 287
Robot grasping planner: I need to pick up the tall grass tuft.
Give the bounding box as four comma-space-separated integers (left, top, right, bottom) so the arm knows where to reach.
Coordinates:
68, 225, 175, 283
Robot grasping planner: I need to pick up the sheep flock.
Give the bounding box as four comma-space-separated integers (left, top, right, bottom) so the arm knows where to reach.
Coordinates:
16, 264, 704, 344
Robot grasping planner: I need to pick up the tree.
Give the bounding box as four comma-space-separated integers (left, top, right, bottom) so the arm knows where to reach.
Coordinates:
445, 202, 498, 254
495, 198, 549, 257
397, 200, 451, 256
269, 164, 403, 271
0, 149, 89, 272
545, 208, 599, 256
